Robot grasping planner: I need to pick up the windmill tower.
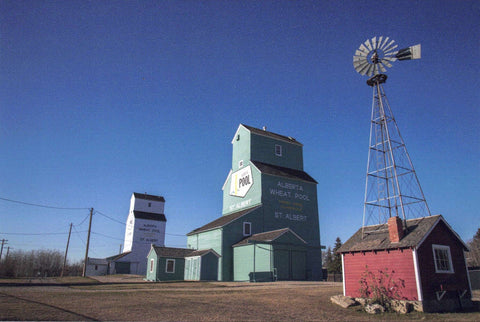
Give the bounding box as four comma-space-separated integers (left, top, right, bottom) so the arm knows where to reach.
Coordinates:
353, 36, 431, 232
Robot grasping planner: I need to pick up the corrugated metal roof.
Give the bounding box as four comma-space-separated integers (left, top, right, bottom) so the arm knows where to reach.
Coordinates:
133, 192, 165, 202
153, 246, 194, 258
133, 211, 166, 222
240, 124, 303, 146
337, 215, 467, 253
186, 205, 261, 236
187, 249, 221, 258
232, 228, 307, 247
251, 161, 317, 184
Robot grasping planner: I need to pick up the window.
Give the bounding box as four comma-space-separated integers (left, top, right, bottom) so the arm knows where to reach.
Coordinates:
150, 259, 154, 273
95, 265, 98, 271
165, 259, 175, 273
243, 222, 252, 236
432, 244, 454, 273
275, 144, 282, 156
148, 202, 151, 207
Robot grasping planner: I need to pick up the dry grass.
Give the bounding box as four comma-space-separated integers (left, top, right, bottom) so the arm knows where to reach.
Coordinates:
0, 276, 479, 321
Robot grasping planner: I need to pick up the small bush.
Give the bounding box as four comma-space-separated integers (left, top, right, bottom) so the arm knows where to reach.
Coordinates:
358, 266, 406, 310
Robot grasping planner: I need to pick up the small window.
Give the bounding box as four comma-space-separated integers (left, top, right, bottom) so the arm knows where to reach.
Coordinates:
243, 222, 252, 236
275, 144, 282, 156
148, 202, 152, 207
95, 265, 98, 271
165, 259, 175, 273
432, 244, 454, 273
239, 160, 244, 168
150, 259, 154, 273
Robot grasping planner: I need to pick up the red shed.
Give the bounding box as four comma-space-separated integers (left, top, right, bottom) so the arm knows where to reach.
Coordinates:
338, 215, 472, 312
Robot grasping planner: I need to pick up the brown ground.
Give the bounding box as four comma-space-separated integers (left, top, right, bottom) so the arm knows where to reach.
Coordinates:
0, 275, 479, 321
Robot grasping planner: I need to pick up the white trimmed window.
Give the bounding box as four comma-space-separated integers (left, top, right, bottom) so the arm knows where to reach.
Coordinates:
150, 259, 154, 273
165, 259, 175, 273
275, 144, 282, 156
432, 244, 454, 273
243, 222, 252, 236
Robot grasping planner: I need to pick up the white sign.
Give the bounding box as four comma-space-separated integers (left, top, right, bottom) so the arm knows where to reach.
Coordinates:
230, 166, 253, 198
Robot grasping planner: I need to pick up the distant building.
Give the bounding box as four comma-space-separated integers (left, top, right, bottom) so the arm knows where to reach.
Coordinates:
187, 124, 323, 281
86, 192, 167, 276
338, 215, 473, 312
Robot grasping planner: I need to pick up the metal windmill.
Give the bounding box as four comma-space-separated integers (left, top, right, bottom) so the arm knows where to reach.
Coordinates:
353, 36, 431, 232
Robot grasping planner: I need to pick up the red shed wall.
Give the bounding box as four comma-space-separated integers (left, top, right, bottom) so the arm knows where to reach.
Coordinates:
416, 220, 470, 301
343, 248, 418, 300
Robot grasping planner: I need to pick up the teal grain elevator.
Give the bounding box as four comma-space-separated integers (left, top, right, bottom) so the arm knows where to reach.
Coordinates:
187, 124, 322, 281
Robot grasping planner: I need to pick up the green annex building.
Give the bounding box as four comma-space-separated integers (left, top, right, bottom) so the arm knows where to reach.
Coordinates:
187, 124, 322, 281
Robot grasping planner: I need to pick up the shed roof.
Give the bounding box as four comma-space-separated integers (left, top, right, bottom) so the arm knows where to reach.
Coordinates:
106, 251, 131, 261
232, 228, 307, 247
187, 249, 221, 258
186, 205, 261, 236
337, 215, 468, 253
133, 192, 165, 202
236, 124, 303, 146
133, 211, 166, 222
152, 246, 195, 258
251, 161, 317, 184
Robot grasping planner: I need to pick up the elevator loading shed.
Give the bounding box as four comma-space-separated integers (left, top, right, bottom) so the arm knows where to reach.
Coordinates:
187, 124, 323, 281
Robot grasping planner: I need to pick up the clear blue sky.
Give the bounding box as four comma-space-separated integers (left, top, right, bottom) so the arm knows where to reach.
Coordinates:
1, 0, 478, 263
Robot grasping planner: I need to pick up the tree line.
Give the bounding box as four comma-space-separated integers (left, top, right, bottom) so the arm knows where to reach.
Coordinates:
0, 249, 83, 278
467, 228, 480, 268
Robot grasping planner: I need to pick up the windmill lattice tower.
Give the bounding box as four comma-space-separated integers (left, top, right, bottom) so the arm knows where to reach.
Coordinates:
353, 36, 431, 231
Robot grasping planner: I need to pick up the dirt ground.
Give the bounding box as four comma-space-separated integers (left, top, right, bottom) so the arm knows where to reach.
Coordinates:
0, 276, 479, 321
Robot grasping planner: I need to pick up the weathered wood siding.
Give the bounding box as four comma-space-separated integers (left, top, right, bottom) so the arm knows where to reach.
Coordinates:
416, 220, 471, 301
343, 248, 418, 300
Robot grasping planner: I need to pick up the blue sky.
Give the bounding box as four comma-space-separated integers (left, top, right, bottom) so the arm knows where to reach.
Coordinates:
0, 0, 478, 263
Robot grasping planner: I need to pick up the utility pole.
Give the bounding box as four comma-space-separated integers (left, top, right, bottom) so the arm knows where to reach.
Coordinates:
82, 208, 93, 277
6, 247, 11, 260
119, 244, 122, 254
61, 223, 73, 277
0, 239, 8, 261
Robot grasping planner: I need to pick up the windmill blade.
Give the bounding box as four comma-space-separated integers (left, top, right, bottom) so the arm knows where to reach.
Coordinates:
382, 39, 396, 51
364, 39, 373, 51
384, 44, 399, 55
358, 61, 373, 75
372, 36, 378, 50
379, 58, 393, 68
382, 56, 397, 63
396, 44, 421, 60
359, 44, 370, 54
377, 36, 384, 50
354, 60, 369, 73
355, 49, 368, 57
379, 37, 390, 51
378, 62, 387, 73
366, 64, 375, 76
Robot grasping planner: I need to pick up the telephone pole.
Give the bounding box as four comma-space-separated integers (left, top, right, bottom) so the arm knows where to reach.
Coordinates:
61, 223, 73, 277
82, 208, 93, 277
0, 239, 8, 261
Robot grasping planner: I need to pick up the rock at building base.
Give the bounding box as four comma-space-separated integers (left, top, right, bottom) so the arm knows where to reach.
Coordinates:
390, 300, 413, 314
330, 295, 357, 308
365, 303, 385, 314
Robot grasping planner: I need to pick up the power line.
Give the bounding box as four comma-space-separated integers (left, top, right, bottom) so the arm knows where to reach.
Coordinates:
95, 210, 125, 225
0, 196, 90, 210
0, 231, 87, 236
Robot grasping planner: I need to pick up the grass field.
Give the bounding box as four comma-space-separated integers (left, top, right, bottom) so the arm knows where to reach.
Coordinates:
0, 276, 479, 321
